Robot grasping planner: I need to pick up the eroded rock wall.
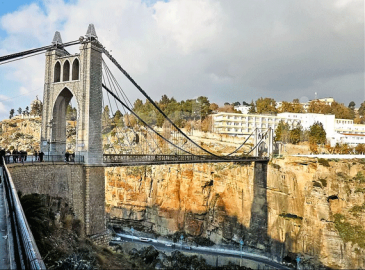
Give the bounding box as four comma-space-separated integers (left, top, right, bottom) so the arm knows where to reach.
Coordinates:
105, 158, 365, 268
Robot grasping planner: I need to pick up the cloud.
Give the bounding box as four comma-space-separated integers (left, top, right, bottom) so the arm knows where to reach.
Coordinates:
0, 0, 363, 123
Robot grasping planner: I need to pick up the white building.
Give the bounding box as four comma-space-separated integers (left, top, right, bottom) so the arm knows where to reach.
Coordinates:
234, 105, 251, 114
277, 112, 336, 138
212, 111, 365, 147
332, 119, 365, 146
213, 112, 292, 137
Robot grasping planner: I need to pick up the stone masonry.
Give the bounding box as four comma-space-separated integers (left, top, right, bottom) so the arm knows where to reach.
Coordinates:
7, 162, 105, 236
41, 26, 103, 165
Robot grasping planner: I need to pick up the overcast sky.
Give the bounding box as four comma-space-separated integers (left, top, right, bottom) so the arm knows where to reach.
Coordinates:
0, 0, 363, 120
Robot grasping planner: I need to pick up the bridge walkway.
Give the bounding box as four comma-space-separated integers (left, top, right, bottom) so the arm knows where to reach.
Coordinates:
0, 167, 10, 269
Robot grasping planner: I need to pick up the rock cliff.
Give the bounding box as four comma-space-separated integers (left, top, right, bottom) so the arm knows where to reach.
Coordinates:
106, 157, 365, 269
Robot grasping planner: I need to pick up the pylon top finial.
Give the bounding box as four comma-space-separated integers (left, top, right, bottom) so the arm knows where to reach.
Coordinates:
86, 24, 98, 39
52, 31, 63, 45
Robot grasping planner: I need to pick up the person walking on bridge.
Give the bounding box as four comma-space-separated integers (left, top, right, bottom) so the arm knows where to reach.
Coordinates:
39, 151, 44, 162
0, 148, 5, 166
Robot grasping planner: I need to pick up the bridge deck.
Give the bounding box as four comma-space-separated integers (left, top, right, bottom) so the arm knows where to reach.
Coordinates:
0, 168, 10, 269
103, 154, 268, 166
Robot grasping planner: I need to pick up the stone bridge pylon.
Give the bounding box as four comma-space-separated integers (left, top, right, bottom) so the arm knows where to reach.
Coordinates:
41, 24, 103, 165
39, 25, 106, 237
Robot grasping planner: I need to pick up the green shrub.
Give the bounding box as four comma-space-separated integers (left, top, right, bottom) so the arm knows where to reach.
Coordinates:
271, 163, 281, 170
353, 172, 365, 183
337, 172, 349, 181
319, 178, 327, 187
349, 204, 365, 216
279, 213, 303, 221
318, 158, 330, 167
313, 181, 322, 188
334, 213, 365, 248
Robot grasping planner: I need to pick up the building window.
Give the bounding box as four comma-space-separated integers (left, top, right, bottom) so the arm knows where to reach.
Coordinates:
54, 62, 61, 82
63, 60, 70, 81
72, 58, 80, 80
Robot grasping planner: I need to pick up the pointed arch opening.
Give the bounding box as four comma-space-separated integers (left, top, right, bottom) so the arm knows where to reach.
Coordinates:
63, 60, 70, 81
72, 58, 80, 80
54, 61, 61, 82
52, 88, 78, 155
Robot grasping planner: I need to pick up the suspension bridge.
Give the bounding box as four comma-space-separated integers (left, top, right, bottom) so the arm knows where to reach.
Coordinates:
1, 24, 273, 165
0, 24, 274, 269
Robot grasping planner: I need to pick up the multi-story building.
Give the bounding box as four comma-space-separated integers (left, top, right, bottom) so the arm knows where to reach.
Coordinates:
213, 112, 290, 137
212, 111, 365, 146
333, 119, 365, 146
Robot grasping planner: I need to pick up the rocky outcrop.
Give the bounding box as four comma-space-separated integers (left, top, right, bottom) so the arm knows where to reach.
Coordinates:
106, 158, 365, 269
0, 117, 41, 151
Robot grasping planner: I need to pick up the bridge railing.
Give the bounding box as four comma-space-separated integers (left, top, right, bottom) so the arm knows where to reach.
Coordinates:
4, 154, 84, 164
103, 154, 260, 164
1, 158, 46, 269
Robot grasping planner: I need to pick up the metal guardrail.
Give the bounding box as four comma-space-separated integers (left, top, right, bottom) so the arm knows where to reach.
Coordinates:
4, 154, 84, 164
1, 158, 46, 269
103, 154, 263, 164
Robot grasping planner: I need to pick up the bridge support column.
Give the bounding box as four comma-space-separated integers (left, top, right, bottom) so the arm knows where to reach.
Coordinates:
249, 161, 269, 249
84, 165, 105, 236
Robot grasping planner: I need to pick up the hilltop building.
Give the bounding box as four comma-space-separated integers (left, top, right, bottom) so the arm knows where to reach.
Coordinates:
212, 111, 365, 147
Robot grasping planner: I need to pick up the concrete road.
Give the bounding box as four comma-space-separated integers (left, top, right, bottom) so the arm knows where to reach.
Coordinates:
114, 233, 293, 269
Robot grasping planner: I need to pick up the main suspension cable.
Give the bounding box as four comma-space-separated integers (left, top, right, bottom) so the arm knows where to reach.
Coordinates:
100, 45, 225, 159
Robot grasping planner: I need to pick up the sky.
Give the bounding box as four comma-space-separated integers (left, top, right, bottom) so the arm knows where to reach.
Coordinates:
0, 0, 364, 120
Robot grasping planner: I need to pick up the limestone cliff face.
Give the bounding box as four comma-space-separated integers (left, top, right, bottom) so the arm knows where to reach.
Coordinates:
267, 157, 365, 269
106, 158, 365, 269
0, 117, 41, 151
106, 163, 257, 243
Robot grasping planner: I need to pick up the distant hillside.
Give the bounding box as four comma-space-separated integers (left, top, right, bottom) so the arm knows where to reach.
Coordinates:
0, 117, 41, 152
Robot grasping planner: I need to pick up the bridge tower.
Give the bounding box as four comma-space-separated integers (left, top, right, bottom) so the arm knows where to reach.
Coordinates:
41, 24, 103, 165
40, 25, 106, 236
254, 128, 274, 157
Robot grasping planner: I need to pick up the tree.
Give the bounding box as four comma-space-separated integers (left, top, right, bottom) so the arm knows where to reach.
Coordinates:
309, 122, 326, 145
232, 101, 240, 106
248, 101, 256, 114
133, 99, 144, 112
242, 101, 250, 106
66, 105, 77, 121
255, 98, 277, 114
307, 100, 331, 114
17, 107, 22, 115
217, 104, 237, 113
195, 96, 211, 120
348, 101, 356, 110
359, 101, 365, 117
30, 101, 43, 116
209, 103, 219, 112
9, 109, 14, 119
330, 101, 354, 119
289, 125, 303, 144
279, 101, 304, 113
113, 110, 124, 127
201, 115, 212, 132
355, 144, 365, 154
24, 106, 29, 115
275, 121, 290, 143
